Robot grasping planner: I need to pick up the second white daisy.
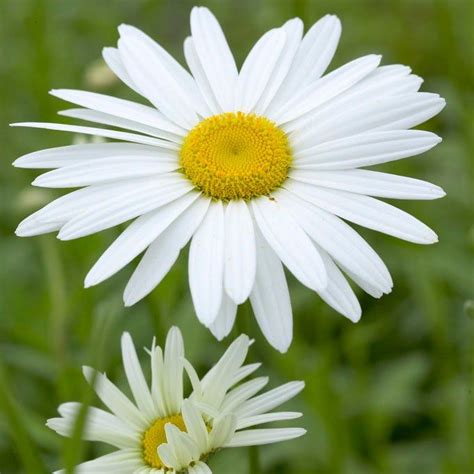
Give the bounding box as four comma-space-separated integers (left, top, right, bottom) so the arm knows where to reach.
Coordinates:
47, 327, 305, 473
14, 7, 445, 351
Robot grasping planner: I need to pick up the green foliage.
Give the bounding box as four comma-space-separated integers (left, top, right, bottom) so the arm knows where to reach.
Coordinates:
0, 0, 472, 473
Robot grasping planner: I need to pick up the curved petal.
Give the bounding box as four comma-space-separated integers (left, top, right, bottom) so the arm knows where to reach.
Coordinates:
208, 292, 238, 341
250, 229, 292, 353
251, 196, 327, 292
189, 201, 225, 325
190, 7, 238, 111
224, 200, 256, 304
124, 197, 210, 306
234, 29, 286, 113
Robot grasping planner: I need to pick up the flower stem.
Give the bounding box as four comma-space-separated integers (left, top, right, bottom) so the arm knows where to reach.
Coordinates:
248, 446, 261, 474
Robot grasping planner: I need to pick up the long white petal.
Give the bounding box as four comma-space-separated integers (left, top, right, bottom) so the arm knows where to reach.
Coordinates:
184, 37, 221, 116
189, 201, 225, 325
182, 400, 209, 454
58, 108, 182, 143
254, 18, 303, 115
102, 47, 141, 95
190, 7, 238, 111
292, 130, 442, 170
235, 381, 304, 417
33, 155, 178, 188
224, 200, 256, 304
57, 174, 193, 240
163, 327, 185, 415
234, 29, 286, 113
124, 197, 210, 306
249, 229, 292, 353
117, 25, 200, 128
251, 197, 327, 291
225, 428, 306, 447
313, 246, 362, 322
209, 413, 237, 449
285, 65, 424, 134
287, 180, 438, 244
121, 333, 155, 420
82, 367, 148, 431
290, 169, 445, 200
236, 411, 303, 430
85, 192, 199, 287
54, 449, 142, 474
13, 142, 166, 169
269, 15, 341, 111
291, 93, 446, 149
11, 122, 178, 150
208, 292, 238, 341
273, 54, 381, 124
278, 189, 392, 293
50, 88, 185, 135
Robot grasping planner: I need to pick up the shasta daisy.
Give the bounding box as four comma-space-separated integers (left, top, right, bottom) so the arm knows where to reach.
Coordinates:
13, 7, 445, 351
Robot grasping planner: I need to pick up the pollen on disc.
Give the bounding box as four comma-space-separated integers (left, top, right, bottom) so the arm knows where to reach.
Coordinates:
180, 112, 292, 200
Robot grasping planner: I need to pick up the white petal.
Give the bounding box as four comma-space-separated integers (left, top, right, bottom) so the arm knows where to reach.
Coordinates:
224, 200, 256, 304
58, 108, 182, 143
290, 169, 445, 200
209, 413, 237, 449
57, 174, 193, 240
33, 155, 178, 188
124, 197, 210, 306
273, 54, 381, 124
164, 424, 200, 466
82, 367, 148, 431
254, 18, 303, 115
85, 192, 199, 287
234, 29, 286, 113
251, 196, 327, 292
190, 7, 238, 111
292, 130, 442, 170
278, 189, 392, 294
201, 335, 250, 410
231, 363, 262, 387
208, 292, 237, 341
117, 25, 199, 128
236, 411, 303, 430
269, 15, 341, 110
183, 37, 221, 116
285, 65, 424, 134
13, 142, 165, 169
235, 381, 305, 417
249, 229, 292, 353
287, 180, 438, 244
11, 122, 178, 150
163, 326, 185, 415
189, 201, 225, 325
120, 333, 155, 420
188, 461, 212, 474
50, 88, 185, 136
292, 93, 446, 149
47, 402, 138, 449
182, 399, 209, 454
221, 377, 269, 413
312, 246, 362, 322
103, 47, 141, 95
54, 449, 142, 473
225, 428, 306, 447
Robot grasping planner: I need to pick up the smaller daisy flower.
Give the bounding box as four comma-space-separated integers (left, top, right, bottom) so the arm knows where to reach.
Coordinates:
47, 327, 305, 473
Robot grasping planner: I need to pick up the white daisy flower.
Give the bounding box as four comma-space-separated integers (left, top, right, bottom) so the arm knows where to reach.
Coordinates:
13, 8, 445, 352
47, 327, 305, 473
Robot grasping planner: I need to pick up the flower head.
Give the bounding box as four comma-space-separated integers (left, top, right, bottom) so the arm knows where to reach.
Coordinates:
47, 327, 305, 473
14, 8, 445, 351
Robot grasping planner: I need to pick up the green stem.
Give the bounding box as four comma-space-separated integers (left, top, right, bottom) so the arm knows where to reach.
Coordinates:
248, 445, 261, 474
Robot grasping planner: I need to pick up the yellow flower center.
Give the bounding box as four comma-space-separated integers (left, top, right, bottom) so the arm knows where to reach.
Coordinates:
142, 414, 187, 469
180, 112, 292, 200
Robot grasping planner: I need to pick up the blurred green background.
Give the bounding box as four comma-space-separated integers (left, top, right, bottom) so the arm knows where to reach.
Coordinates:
0, 0, 472, 473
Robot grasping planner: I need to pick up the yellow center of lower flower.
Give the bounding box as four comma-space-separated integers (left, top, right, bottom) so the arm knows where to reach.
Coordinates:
142, 414, 187, 468
180, 112, 291, 200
